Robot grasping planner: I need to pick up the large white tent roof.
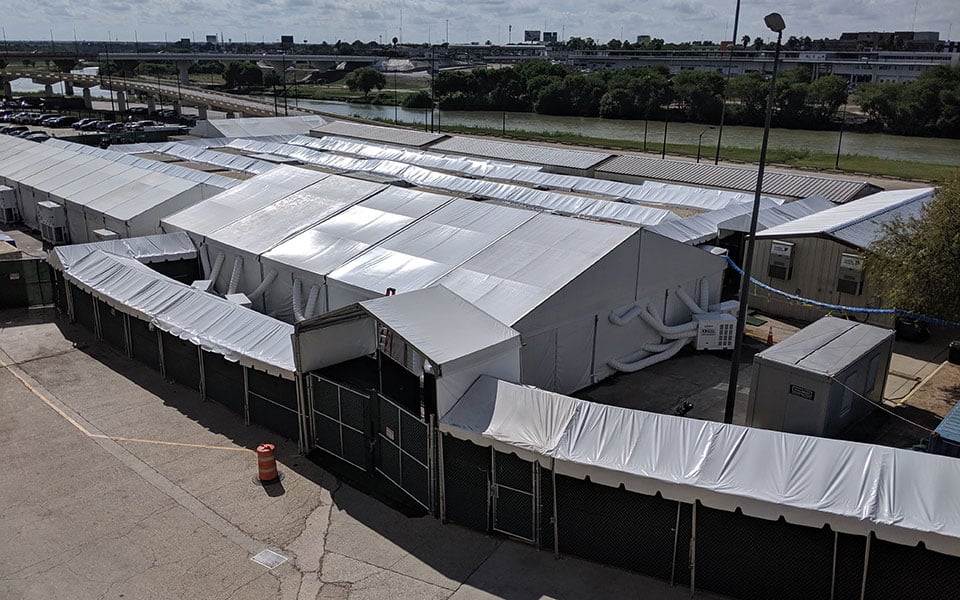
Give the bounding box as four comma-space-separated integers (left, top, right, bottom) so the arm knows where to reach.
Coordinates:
50, 232, 197, 271
261, 187, 454, 278
204, 176, 386, 256
442, 377, 960, 556
191, 115, 327, 138
162, 165, 329, 239
64, 249, 294, 377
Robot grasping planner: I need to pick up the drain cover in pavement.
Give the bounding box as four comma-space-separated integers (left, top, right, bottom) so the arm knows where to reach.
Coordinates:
251, 549, 288, 569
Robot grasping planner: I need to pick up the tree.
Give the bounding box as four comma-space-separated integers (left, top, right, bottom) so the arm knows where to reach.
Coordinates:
864, 172, 960, 321
741, 35, 751, 48
752, 37, 764, 50
223, 62, 263, 90
345, 67, 386, 99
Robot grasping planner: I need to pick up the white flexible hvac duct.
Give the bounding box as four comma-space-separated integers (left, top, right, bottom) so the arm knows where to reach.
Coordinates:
248, 270, 277, 300
675, 287, 705, 315
227, 256, 243, 295
304, 284, 320, 319
607, 338, 691, 373
609, 303, 645, 326
208, 251, 225, 282
698, 279, 710, 312
637, 304, 698, 336
292, 278, 305, 322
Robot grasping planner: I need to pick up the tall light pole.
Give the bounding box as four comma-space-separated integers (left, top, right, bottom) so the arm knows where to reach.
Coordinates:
835, 103, 846, 170
715, 0, 742, 165
696, 126, 715, 163
723, 12, 786, 425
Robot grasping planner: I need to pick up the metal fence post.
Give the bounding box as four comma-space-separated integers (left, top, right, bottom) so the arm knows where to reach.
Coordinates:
122, 314, 132, 358
438, 430, 447, 523
830, 530, 839, 600
242, 366, 250, 425
197, 346, 206, 401
551, 457, 559, 559
690, 502, 697, 597
428, 413, 437, 517
92, 299, 102, 341
671, 501, 682, 586
156, 328, 165, 379
860, 534, 872, 600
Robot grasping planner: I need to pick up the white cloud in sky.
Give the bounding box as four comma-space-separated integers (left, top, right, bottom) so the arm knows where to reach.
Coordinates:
1, 0, 958, 44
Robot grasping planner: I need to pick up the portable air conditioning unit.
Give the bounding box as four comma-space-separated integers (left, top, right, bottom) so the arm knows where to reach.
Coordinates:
0, 186, 19, 224
93, 229, 119, 242
768, 240, 794, 280
37, 201, 68, 245
693, 312, 737, 351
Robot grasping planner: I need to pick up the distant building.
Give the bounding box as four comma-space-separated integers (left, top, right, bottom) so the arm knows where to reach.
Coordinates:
524, 30, 541, 43
543, 32, 558, 44
637, 35, 651, 45
281, 35, 294, 48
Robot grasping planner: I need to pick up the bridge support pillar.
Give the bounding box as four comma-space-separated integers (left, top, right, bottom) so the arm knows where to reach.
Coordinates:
63, 81, 74, 96
176, 61, 192, 86
197, 105, 208, 120
44, 84, 54, 98
82, 88, 92, 109
2, 81, 11, 101
146, 97, 156, 114
172, 100, 181, 116
116, 90, 127, 112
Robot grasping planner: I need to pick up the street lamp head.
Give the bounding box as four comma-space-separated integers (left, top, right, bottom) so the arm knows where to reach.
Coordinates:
764, 12, 786, 33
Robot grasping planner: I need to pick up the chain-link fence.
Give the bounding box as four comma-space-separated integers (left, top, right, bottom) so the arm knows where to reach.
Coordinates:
247, 368, 299, 441
161, 330, 201, 392
441, 433, 490, 533
0, 258, 54, 309
865, 535, 960, 599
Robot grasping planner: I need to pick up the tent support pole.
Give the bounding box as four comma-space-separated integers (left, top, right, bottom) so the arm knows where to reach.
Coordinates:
438, 431, 447, 523
589, 315, 598, 384
533, 460, 540, 549
830, 530, 838, 600
197, 346, 206, 401
860, 534, 872, 600
65, 281, 75, 321
671, 501, 681, 586
551, 457, 559, 559
242, 367, 250, 425
295, 374, 307, 454
428, 413, 437, 517
690, 502, 697, 597
93, 299, 102, 341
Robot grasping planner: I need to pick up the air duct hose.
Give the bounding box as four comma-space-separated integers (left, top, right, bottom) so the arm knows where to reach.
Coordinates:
699, 279, 710, 312
227, 256, 243, 295
208, 251, 225, 282
637, 304, 698, 336
607, 338, 691, 373
304, 285, 320, 319
248, 270, 277, 300
675, 287, 705, 315
292, 278, 305, 322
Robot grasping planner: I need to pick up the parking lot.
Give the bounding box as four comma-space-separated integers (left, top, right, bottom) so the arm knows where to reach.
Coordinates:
1, 307, 727, 600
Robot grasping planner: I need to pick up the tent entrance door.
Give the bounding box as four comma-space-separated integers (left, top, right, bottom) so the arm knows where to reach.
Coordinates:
492, 450, 537, 543
375, 393, 432, 511
309, 374, 372, 471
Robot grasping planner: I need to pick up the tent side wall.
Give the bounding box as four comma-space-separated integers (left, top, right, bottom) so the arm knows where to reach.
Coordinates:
437, 350, 521, 419
750, 237, 890, 325
104, 185, 209, 240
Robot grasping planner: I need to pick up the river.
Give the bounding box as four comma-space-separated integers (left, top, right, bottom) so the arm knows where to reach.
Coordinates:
294, 99, 960, 166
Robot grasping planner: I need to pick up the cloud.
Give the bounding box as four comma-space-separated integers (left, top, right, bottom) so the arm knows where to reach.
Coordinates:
0, 0, 956, 44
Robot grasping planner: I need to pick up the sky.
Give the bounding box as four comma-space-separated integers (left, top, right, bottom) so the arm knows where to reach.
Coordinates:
1, 0, 959, 46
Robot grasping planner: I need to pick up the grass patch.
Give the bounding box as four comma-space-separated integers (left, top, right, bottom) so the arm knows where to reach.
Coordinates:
395, 121, 957, 183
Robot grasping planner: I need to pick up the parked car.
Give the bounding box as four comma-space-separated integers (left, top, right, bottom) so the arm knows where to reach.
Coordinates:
48, 116, 77, 127
72, 118, 97, 130
14, 112, 41, 124
2, 125, 28, 135
127, 106, 149, 116
24, 132, 51, 142
96, 120, 117, 131
80, 120, 108, 131
12, 129, 35, 137
126, 120, 158, 131
31, 113, 60, 125
105, 122, 125, 132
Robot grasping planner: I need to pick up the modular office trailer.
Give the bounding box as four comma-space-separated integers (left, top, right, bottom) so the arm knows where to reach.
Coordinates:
746, 316, 894, 437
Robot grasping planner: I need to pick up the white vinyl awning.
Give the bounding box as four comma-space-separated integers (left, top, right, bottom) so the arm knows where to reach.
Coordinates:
65, 250, 295, 377
360, 286, 520, 373
49, 232, 197, 271
441, 377, 960, 557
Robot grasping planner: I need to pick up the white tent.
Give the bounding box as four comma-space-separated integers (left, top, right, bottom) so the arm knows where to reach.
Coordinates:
442, 376, 960, 557
260, 187, 455, 320
50, 231, 197, 271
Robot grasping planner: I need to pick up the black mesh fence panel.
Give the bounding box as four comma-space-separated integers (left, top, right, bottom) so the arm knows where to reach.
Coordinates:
378, 351, 420, 415
0, 260, 53, 308
442, 434, 490, 533
865, 536, 960, 600
149, 258, 200, 284
201, 351, 245, 415
248, 369, 299, 441
833, 533, 866, 600
72, 285, 96, 332
401, 451, 429, 506
493, 451, 535, 541
555, 475, 677, 581
161, 331, 201, 391
376, 395, 430, 508
96, 300, 126, 353
54, 270, 68, 313
401, 411, 428, 465
312, 376, 370, 471
129, 318, 159, 370
674, 502, 693, 587
694, 503, 834, 600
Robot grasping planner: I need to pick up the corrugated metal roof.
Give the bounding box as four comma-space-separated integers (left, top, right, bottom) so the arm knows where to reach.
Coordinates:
756, 316, 893, 376
647, 199, 782, 245
935, 401, 960, 443
191, 116, 327, 138
597, 155, 880, 203
310, 121, 446, 147
756, 188, 935, 248
431, 137, 613, 171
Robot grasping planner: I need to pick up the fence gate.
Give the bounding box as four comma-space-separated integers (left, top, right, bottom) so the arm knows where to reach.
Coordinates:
492, 450, 537, 543
375, 393, 432, 511
310, 374, 371, 471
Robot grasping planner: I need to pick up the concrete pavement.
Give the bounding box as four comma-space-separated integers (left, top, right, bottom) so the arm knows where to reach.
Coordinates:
0, 307, 726, 600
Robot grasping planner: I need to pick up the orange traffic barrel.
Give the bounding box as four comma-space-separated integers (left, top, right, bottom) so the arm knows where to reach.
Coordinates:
256, 443, 280, 484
